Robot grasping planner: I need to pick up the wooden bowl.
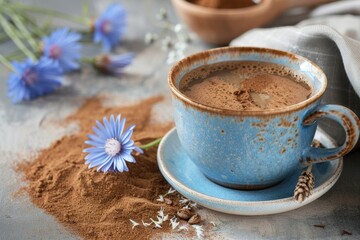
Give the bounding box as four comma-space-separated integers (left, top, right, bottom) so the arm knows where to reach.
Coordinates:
171, 0, 335, 45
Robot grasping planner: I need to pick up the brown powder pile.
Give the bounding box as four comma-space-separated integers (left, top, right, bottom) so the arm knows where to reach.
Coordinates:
17, 96, 182, 239
188, 0, 257, 9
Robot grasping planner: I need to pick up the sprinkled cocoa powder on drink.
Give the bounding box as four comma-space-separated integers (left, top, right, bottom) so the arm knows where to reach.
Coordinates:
16, 96, 186, 240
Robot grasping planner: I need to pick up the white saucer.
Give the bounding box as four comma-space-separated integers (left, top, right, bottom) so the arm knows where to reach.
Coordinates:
157, 128, 342, 215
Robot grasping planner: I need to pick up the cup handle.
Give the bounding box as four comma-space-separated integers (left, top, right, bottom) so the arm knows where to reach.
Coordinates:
301, 104, 360, 166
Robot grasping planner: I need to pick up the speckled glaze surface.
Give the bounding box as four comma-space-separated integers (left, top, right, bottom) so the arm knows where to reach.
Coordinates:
157, 128, 343, 215
168, 47, 359, 189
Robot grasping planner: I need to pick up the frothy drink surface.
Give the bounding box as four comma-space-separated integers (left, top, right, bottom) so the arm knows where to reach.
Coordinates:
180, 61, 312, 111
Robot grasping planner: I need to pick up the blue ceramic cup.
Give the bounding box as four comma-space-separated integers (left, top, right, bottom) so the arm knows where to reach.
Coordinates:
168, 47, 360, 190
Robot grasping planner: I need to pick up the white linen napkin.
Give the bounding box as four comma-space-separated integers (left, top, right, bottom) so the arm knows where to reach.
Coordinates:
230, 15, 360, 144
231, 15, 360, 98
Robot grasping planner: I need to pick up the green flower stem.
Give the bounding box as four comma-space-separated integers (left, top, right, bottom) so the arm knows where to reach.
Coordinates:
0, 32, 8, 43
81, 57, 95, 64
28, 23, 47, 38
10, 3, 89, 25
0, 14, 37, 60
5, 50, 24, 61
0, 54, 14, 71
139, 138, 162, 150
77, 31, 94, 43
80, 40, 96, 44
77, 29, 93, 36
7, 8, 40, 51
20, 13, 49, 37
156, 21, 176, 42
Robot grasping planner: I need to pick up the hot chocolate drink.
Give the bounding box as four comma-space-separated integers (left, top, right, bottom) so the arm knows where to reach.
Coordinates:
179, 61, 312, 111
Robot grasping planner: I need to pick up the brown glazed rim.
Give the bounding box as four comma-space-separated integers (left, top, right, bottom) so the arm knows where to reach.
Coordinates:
168, 46, 327, 116
173, 0, 272, 15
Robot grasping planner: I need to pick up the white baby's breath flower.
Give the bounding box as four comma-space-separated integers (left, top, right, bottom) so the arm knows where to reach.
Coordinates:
142, 220, 152, 227
179, 197, 190, 205
170, 216, 180, 230
158, 207, 165, 218
157, 207, 169, 222
166, 50, 177, 65
156, 216, 164, 224
167, 187, 176, 195
175, 41, 187, 51
179, 196, 198, 209
190, 202, 198, 209
174, 24, 183, 33
183, 205, 191, 210
129, 219, 140, 229
177, 225, 188, 232
166, 46, 186, 65
147, 207, 169, 229
210, 219, 224, 231
156, 8, 168, 20
161, 36, 173, 50
145, 32, 158, 44
147, 8, 192, 65
178, 32, 192, 43
210, 221, 221, 231
192, 225, 204, 239
164, 40, 187, 64
176, 49, 185, 60
158, 187, 176, 201
150, 218, 162, 228
156, 195, 164, 202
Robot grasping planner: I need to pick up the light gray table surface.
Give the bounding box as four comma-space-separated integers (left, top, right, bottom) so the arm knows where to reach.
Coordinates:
0, 1, 359, 239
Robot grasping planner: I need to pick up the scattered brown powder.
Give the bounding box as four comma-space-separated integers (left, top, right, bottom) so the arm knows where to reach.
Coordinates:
16, 96, 182, 240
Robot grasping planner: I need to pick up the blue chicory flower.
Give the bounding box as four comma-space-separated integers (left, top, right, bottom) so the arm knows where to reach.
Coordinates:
42, 27, 82, 72
93, 3, 126, 52
94, 53, 134, 76
7, 58, 64, 103
83, 114, 143, 173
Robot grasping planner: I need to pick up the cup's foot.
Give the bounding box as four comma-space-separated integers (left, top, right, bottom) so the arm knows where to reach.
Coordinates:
205, 175, 283, 190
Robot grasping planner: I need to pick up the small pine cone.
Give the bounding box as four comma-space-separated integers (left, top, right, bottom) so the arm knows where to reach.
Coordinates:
294, 170, 315, 202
